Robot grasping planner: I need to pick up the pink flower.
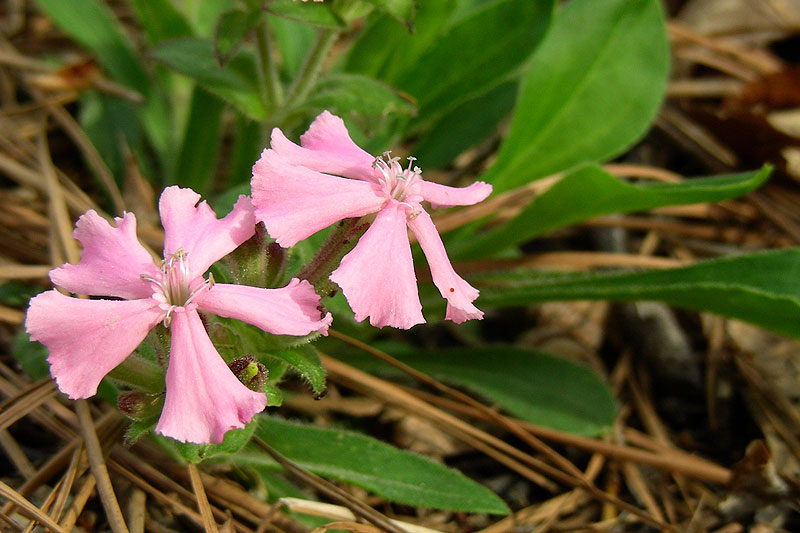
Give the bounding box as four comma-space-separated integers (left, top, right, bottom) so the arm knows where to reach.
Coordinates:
251, 111, 492, 329
25, 187, 331, 444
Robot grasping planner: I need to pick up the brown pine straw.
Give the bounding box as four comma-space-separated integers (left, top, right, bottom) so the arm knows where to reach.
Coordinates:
126, 488, 147, 533
188, 463, 220, 533
318, 352, 672, 531
451, 251, 688, 276
328, 330, 729, 484
0, 429, 35, 478
0, 264, 51, 279
398, 386, 730, 485
75, 400, 129, 533
0, 479, 67, 533
0, 379, 57, 431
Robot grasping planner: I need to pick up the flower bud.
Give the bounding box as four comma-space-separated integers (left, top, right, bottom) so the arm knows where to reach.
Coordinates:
117, 391, 162, 420
225, 224, 287, 288
228, 356, 268, 392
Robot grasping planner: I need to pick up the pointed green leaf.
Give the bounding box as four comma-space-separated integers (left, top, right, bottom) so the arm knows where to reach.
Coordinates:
343, 0, 457, 83
397, 0, 555, 123
155, 421, 257, 463
484, 0, 669, 192
361, 0, 415, 28
414, 81, 517, 169
455, 165, 772, 258
130, 0, 193, 44
301, 73, 416, 142
265, 346, 326, 396
265, 0, 346, 28
215, 8, 261, 65
341, 347, 615, 436
474, 248, 800, 339
151, 38, 266, 120
231, 417, 509, 514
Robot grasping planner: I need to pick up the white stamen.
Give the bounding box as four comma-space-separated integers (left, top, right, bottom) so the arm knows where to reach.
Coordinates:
372, 151, 424, 202
140, 247, 214, 328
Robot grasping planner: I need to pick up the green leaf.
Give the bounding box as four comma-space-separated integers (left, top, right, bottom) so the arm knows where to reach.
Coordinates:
343, 0, 457, 83
484, 0, 669, 192
155, 421, 257, 463
130, 0, 194, 44
171, 87, 224, 193
151, 37, 266, 120
397, 0, 555, 124
473, 248, 800, 340
361, 0, 415, 28
0, 282, 41, 308
341, 347, 614, 436
13, 331, 49, 382
455, 165, 772, 259
268, 15, 315, 77
233, 417, 509, 514
125, 417, 158, 444
301, 73, 416, 137
414, 81, 517, 169
265, 0, 346, 28
265, 346, 326, 396
215, 8, 261, 65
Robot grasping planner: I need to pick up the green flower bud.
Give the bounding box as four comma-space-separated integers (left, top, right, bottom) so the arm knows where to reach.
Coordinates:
117, 391, 162, 420
228, 356, 268, 392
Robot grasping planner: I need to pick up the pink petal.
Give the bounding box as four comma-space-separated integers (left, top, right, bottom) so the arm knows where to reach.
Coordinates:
269, 111, 377, 182
159, 187, 255, 279
421, 180, 493, 209
406, 209, 484, 323
155, 309, 267, 444
251, 150, 386, 247
196, 279, 332, 336
330, 202, 424, 329
25, 290, 164, 399
49, 211, 159, 300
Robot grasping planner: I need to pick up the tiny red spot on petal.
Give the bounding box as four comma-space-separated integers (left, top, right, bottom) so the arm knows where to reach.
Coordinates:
449, 287, 455, 293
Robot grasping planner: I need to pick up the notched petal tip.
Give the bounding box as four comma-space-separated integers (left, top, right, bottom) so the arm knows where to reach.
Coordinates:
156, 310, 267, 444
50, 210, 158, 300
26, 290, 164, 400
330, 202, 425, 330
196, 280, 333, 337
159, 186, 256, 278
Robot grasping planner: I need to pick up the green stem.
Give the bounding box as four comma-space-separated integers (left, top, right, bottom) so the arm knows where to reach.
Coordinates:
255, 16, 283, 112
285, 27, 339, 109
107, 355, 164, 393
298, 218, 369, 295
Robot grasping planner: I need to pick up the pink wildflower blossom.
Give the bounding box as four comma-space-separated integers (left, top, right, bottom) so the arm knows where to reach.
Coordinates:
25, 187, 331, 444
251, 111, 492, 329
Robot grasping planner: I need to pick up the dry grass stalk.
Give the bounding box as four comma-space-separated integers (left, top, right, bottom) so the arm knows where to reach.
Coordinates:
0, 479, 68, 532
319, 353, 671, 530
188, 462, 220, 533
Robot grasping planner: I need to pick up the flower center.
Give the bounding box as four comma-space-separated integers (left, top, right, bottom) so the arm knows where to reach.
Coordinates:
373, 152, 421, 203
141, 248, 213, 326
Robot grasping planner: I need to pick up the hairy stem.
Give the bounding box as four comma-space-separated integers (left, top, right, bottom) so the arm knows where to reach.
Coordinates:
285, 27, 339, 109
254, 16, 283, 112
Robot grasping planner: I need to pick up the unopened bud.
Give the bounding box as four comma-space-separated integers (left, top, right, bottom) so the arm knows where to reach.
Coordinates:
228, 356, 268, 392
225, 224, 287, 288
264, 240, 287, 287
117, 391, 162, 419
